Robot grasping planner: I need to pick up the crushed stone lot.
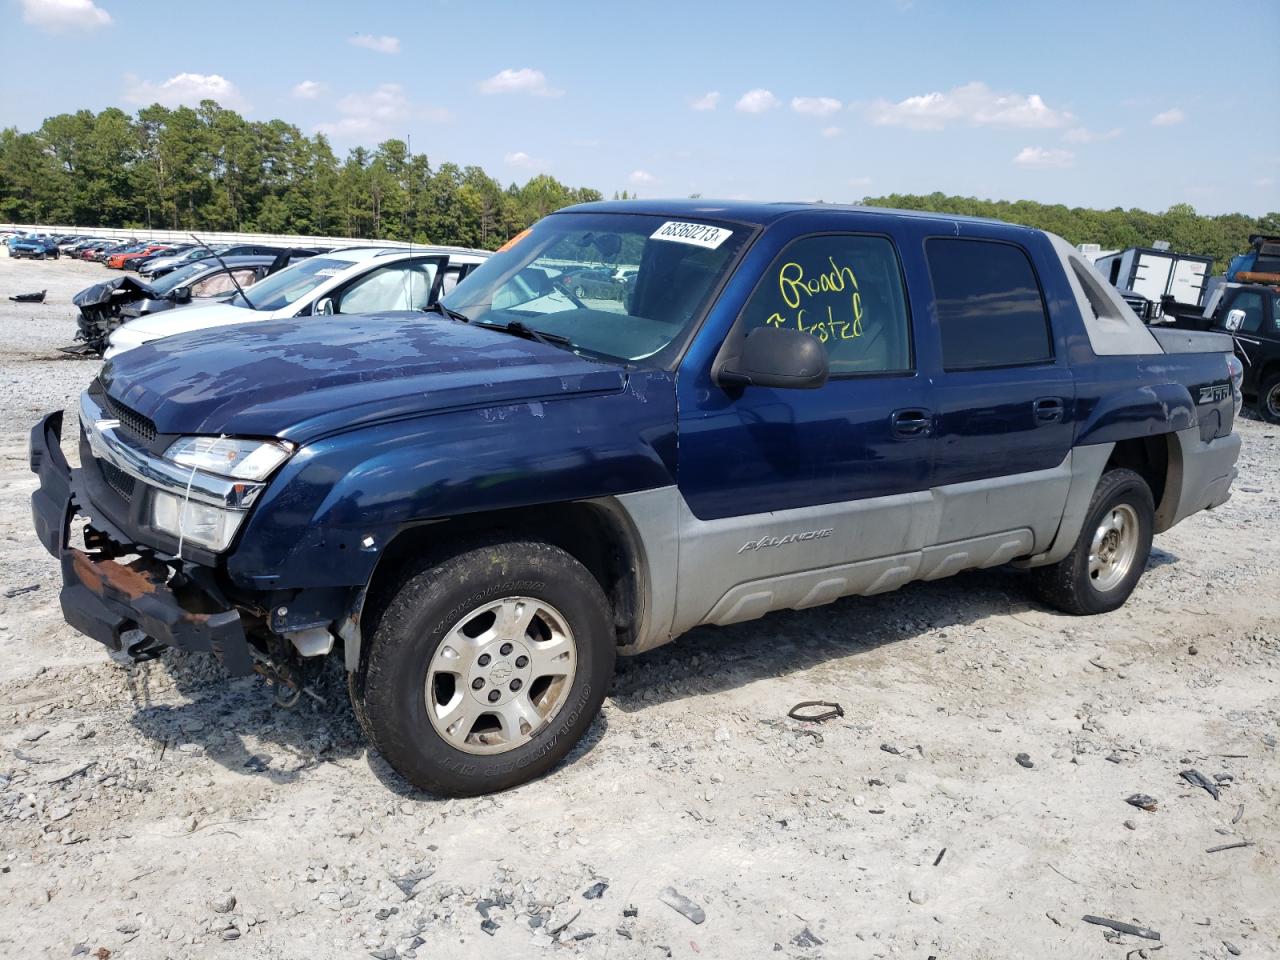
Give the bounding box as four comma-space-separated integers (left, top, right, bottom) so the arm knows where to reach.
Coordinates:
0, 254, 1277, 959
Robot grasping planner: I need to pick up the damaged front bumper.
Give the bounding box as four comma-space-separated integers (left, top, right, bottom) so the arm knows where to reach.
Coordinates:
29, 411, 253, 675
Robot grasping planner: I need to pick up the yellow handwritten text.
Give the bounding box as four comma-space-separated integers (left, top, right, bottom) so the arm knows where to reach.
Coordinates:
778, 256, 860, 309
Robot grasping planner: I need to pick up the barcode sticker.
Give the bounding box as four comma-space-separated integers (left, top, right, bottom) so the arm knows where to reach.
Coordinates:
650, 221, 733, 249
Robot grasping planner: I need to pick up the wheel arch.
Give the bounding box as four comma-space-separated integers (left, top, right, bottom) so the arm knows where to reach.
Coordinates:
348, 499, 649, 673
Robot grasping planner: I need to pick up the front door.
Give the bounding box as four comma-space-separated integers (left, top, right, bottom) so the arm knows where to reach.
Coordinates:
674, 231, 935, 628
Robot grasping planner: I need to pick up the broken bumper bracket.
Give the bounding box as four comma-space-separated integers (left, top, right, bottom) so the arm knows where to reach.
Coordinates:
29, 411, 253, 676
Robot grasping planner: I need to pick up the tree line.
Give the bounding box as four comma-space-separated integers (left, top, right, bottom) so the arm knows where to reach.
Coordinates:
0, 101, 602, 248
1, 101, 1275, 263
861, 192, 1279, 272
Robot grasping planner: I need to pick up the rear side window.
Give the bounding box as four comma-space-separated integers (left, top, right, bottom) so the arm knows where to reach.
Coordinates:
926, 238, 1053, 370
738, 234, 911, 375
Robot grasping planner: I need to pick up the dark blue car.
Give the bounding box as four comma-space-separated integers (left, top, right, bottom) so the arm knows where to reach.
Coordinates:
29, 200, 1242, 795
9, 234, 59, 259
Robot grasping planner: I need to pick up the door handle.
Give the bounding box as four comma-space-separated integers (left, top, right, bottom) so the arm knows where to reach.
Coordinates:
1034, 397, 1065, 424
891, 408, 933, 438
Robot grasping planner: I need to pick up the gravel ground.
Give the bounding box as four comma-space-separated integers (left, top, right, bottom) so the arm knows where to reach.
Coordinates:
0, 255, 1277, 959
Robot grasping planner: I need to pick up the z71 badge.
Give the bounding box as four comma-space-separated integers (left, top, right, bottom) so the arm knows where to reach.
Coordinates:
1198, 383, 1230, 403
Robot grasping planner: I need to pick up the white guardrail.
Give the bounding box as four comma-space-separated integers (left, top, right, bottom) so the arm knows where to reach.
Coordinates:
1, 223, 408, 248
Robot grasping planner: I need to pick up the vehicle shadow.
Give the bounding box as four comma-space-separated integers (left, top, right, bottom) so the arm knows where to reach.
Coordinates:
122, 650, 608, 796
122, 654, 367, 787
609, 567, 1077, 712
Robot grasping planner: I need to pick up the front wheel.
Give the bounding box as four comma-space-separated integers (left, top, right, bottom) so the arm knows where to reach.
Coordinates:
1028, 467, 1154, 615
355, 539, 615, 796
1257, 372, 1280, 424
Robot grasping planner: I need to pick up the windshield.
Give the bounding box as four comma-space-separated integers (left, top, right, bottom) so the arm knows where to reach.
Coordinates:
442, 212, 748, 365
227, 255, 346, 311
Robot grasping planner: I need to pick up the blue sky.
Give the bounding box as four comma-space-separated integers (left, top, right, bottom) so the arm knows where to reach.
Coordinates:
3, 0, 1278, 215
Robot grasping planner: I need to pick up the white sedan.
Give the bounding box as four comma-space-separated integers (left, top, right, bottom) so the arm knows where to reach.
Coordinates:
105, 245, 489, 359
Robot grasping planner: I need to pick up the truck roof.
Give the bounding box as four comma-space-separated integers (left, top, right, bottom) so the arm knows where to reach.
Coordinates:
566, 198, 1015, 229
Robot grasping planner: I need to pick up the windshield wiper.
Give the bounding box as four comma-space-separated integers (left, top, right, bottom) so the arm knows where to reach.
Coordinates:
426, 301, 470, 323
475, 319, 574, 351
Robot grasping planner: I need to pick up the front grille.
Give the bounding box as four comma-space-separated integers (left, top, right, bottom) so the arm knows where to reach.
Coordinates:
100, 459, 136, 499
101, 392, 157, 444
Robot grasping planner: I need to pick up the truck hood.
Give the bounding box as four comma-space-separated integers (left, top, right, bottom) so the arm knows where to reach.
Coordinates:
100, 313, 628, 443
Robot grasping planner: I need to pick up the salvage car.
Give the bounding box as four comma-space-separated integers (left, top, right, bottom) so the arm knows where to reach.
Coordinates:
106, 243, 169, 270
10, 234, 60, 259
30, 200, 1242, 796
139, 243, 318, 279
103, 245, 488, 358
69, 253, 310, 356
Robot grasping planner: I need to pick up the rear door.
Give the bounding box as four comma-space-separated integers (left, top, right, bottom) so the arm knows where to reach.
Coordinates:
922, 236, 1076, 549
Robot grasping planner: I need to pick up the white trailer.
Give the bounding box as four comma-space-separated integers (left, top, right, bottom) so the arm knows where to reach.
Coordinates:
1094, 246, 1214, 308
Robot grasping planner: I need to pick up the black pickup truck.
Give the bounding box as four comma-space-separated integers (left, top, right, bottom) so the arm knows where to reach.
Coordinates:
1212, 283, 1280, 421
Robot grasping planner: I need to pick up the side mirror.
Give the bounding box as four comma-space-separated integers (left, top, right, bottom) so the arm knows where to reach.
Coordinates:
314, 297, 334, 317
717, 326, 829, 390
170, 286, 191, 304
1222, 308, 1246, 332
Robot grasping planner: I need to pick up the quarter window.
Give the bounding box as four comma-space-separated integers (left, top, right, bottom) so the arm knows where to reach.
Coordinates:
738, 235, 911, 375
926, 238, 1053, 370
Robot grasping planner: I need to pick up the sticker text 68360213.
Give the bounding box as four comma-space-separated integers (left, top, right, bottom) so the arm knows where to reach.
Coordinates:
650, 221, 733, 249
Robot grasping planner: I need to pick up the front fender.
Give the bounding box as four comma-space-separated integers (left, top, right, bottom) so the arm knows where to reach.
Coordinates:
225, 370, 678, 591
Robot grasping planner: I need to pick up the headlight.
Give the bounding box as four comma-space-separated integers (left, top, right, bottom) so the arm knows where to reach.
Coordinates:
165, 436, 292, 481
152, 491, 243, 552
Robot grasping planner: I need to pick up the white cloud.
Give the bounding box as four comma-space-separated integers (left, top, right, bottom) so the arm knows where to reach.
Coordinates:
820, 126, 842, 139
1256, 177, 1275, 189
867, 81, 1073, 130
292, 80, 325, 100
735, 89, 780, 113
314, 83, 450, 140
480, 68, 562, 97
629, 170, 657, 185
688, 91, 720, 111
349, 33, 400, 54
791, 96, 842, 117
20, 0, 110, 30
1062, 126, 1121, 144
504, 151, 538, 169
1013, 146, 1075, 169
1151, 107, 1185, 126
849, 176, 873, 188
125, 73, 243, 109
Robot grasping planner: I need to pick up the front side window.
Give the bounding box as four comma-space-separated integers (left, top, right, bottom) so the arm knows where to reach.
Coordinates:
737, 234, 911, 375
191, 268, 259, 298
336, 261, 438, 313
926, 238, 1053, 370
1222, 291, 1265, 333
443, 212, 748, 365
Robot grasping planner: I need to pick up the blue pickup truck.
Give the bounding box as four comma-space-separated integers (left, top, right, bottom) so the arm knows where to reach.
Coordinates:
30, 200, 1243, 795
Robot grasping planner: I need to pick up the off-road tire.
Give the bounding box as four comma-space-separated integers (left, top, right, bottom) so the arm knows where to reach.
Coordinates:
1257, 372, 1280, 424
354, 539, 614, 796
1028, 467, 1154, 615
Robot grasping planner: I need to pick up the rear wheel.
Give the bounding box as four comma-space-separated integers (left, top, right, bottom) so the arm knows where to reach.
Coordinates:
1028, 468, 1154, 615
354, 539, 614, 796
1258, 372, 1280, 424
